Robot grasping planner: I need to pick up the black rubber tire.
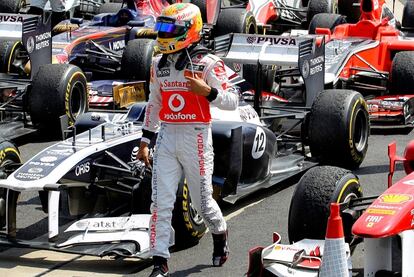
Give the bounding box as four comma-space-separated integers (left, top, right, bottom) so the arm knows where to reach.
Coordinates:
0, 140, 21, 228
98, 2, 122, 13
0, 40, 18, 73
402, 1, 414, 29
0, 0, 24, 13
172, 182, 207, 249
215, 8, 257, 37
307, 0, 338, 24
29, 64, 88, 128
191, 0, 207, 23
215, 8, 258, 89
338, 0, 360, 23
389, 51, 414, 94
288, 166, 362, 244
308, 89, 369, 169
121, 39, 155, 99
0, 40, 28, 75
308, 13, 346, 34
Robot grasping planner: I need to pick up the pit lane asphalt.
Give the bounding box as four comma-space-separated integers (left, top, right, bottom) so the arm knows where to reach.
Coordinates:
0, 127, 411, 277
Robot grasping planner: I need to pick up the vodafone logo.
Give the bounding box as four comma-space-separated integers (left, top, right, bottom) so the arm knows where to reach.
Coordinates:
168, 94, 185, 112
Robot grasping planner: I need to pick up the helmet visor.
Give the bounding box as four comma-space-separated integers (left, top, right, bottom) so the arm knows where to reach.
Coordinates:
155, 19, 189, 38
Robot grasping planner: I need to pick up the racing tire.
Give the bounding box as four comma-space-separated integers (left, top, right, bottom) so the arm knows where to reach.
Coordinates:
215, 8, 257, 37
215, 8, 259, 90
0, 40, 30, 76
172, 182, 207, 249
121, 39, 155, 99
308, 13, 346, 34
29, 64, 88, 129
0, 0, 25, 13
0, 140, 21, 229
402, 1, 414, 29
98, 2, 122, 14
389, 51, 414, 95
308, 89, 369, 169
288, 166, 362, 244
307, 0, 338, 25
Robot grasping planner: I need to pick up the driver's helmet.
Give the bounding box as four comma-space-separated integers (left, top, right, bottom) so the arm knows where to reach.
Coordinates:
155, 3, 202, 54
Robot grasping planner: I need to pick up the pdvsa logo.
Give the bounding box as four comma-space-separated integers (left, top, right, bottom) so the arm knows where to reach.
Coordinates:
168, 94, 185, 112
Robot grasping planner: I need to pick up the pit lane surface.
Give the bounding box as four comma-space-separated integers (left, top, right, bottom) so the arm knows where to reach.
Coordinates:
0, 128, 411, 277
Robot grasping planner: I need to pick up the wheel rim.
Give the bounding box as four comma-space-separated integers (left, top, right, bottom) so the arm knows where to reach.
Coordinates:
353, 109, 368, 153
69, 80, 87, 121
9, 43, 30, 76
0, 158, 16, 178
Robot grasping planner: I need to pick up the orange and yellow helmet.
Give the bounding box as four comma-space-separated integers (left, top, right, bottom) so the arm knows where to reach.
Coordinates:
155, 3, 203, 54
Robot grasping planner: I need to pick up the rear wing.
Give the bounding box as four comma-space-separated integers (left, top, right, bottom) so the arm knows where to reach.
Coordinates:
0, 13, 51, 79
215, 33, 325, 109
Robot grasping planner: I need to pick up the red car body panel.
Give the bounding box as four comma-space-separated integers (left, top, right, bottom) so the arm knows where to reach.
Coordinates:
246, 0, 278, 25
352, 172, 414, 238
314, 0, 414, 125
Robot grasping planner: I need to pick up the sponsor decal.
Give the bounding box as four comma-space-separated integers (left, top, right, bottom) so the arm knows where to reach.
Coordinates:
308, 55, 324, 77
365, 215, 383, 228
168, 94, 185, 112
150, 209, 158, 249
34, 32, 51, 51
28, 161, 55, 167
28, 167, 43, 174
0, 15, 23, 22
239, 104, 259, 122
256, 36, 296, 46
40, 156, 58, 163
75, 162, 90, 176
302, 60, 310, 79
186, 64, 205, 72
15, 172, 44, 180
156, 68, 170, 78
197, 133, 205, 176
26, 36, 35, 54
109, 40, 125, 51
404, 180, 414, 186
252, 127, 266, 159
161, 79, 190, 89
274, 245, 301, 251
379, 194, 412, 205
367, 208, 396, 215
246, 36, 256, 44
233, 63, 242, 72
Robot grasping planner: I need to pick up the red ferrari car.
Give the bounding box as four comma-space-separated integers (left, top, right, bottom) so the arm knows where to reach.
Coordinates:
308, 0, 414, 126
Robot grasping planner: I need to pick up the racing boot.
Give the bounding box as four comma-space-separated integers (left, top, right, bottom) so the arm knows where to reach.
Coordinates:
212, 230, 229, 267
149, 256, 169, 277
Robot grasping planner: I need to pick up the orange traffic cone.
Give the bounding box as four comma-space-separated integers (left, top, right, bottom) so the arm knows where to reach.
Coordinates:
319, 203, 349, 277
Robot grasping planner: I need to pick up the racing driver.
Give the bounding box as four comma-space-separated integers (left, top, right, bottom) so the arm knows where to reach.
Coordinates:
137, 3, 239, 277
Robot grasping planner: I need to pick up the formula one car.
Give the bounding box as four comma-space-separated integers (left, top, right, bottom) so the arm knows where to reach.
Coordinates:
0, 14, 88, 140
249, 138, 414, 276
303, 0, 414, 126
49, 0, 256, 107
226, 0, 360, 35
0, 32, 369, 257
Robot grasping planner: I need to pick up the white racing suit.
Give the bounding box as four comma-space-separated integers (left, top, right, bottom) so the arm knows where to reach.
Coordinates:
142, 50, 239, 259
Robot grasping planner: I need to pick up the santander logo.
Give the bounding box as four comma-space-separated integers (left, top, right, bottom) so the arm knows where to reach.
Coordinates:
168, 94, 185, 112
